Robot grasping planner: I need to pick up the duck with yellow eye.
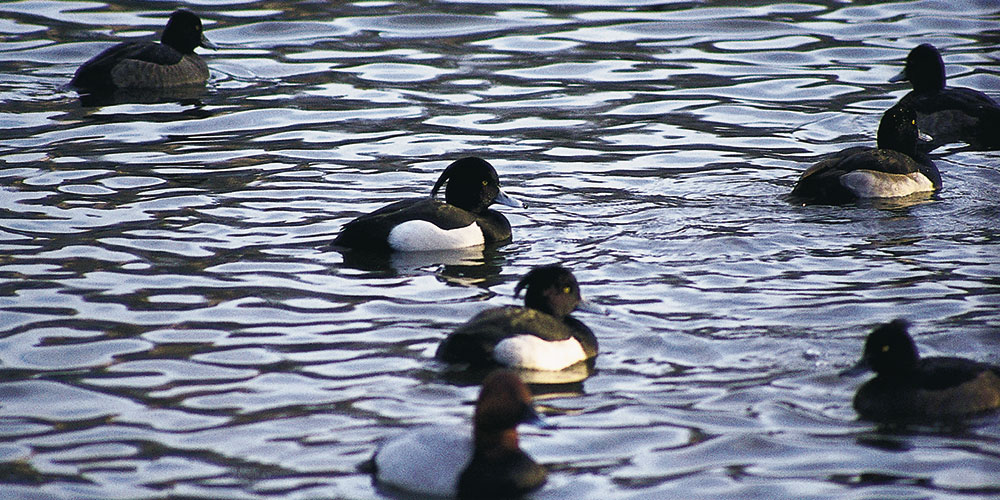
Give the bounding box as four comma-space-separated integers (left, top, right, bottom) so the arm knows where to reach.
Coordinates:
333, 157, 522, 252
71, 10, 216, 91
437, 265, 605, 372
789, 104, 941, 204
841, 319, 1000, 423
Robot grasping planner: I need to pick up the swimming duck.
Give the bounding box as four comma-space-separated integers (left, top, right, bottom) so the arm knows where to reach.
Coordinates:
373, 370, 548, 498
790, 104, 941, 203
891, 43, 1000, 150
71, 9, 215, 90
841, 319, 1000, 422
333, 157, 522, 252
437, 265, 601, 371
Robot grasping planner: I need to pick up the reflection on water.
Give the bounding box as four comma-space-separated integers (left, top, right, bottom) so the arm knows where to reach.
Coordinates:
2, 0, 1000, 499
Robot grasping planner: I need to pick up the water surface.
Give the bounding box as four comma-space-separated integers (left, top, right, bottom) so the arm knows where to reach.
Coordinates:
1, 0, 999, 499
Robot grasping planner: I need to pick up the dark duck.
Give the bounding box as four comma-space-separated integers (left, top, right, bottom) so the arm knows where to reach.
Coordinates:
790, 104, 940, 204
891, 43, 1000, 150
333, 157, 521, 252
436, 265, 602, 372
71, 9, 215, 90
841, 319, 1000, 423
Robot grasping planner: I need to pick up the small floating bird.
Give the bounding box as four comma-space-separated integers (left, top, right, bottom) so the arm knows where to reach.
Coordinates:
437, 265, 602, 372
372, 370, 548, 498
841, 319, 1000, 423
333, 157, 522, 252
891, 43, 1000, 150
790, 104, 940, 204
71, 9, 215, 90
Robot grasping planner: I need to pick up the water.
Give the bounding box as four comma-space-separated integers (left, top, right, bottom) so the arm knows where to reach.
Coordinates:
2, 0, 999, 498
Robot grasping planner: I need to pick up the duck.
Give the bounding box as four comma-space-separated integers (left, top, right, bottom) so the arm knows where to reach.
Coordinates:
71, 9, 215, 90
333, 157, 522, 252
789, 104, 941, 204
436, 265, 601, 372
840, 319, 1000, 423
890, 43, 1000, 150
372, 370, 548, 498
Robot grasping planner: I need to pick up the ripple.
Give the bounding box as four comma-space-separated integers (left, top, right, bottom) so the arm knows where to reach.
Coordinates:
0, 380, 142, 420
346, 13, 557, 38
338, 62, 454, 82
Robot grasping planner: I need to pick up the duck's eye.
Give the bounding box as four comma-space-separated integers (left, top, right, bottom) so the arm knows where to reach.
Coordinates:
911, 120, 916, 125
562, 286, 572, 294
882, 345, 890, 353
482, 180, 489, 186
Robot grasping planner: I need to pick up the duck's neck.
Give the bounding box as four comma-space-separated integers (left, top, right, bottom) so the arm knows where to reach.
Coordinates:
474, 428, 520, 459
528, 300, 557, 317
913, 68, 945, 93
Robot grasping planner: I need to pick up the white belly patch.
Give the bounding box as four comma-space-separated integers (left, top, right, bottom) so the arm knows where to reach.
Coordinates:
387, 220, 484, 251
840, 170, 935, 198
493, 335, 587, 371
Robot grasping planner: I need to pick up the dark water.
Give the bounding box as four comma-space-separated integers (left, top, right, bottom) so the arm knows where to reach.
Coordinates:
2, 1, 999, 498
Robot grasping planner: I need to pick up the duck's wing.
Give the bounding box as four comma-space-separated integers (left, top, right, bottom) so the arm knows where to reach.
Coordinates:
72, 42, 185, 88
354, 197, 477, 229
334, 198, 478, 250
916, 356, 1000, 390
73, 42, 145, 87
436, 307, 576, 365
790, 147, 871, 202
902, 87, 1000, 117
835, 149, 927, 175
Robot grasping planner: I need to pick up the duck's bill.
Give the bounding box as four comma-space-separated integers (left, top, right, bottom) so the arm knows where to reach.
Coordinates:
838, 359, 870, 377
575, 299, 609, 315
201, 35, 220, 50
918, 131, 933, 143
888, 69, 907, 83
495, 189, 524, 208
521, 406, 556, 430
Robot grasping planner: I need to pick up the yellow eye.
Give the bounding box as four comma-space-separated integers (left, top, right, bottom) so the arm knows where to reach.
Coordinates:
482, 180, 488, 186
563, 287, 572, 294
911, 120, 916, 125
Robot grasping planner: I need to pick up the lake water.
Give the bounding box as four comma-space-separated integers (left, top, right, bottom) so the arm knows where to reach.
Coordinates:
2, 0, 999, 498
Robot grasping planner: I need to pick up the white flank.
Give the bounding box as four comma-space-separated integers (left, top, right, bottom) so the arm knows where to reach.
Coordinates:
494, 335, 587, 371
375, 425, 473, 497
840, 170, 934, 198
387, 220, 485, 251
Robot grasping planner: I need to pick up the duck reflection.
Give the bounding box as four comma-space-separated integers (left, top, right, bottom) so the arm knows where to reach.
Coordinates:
438, 361, 593, 395
337, 245, 507, 289
76, 86, 208, 108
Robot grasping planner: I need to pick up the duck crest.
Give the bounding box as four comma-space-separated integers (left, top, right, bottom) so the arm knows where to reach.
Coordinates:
432, 157, 501, 213
515, 264, 581, 318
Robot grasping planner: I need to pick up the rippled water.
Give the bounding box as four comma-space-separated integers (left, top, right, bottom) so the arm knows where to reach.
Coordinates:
2, 0, 1000, 498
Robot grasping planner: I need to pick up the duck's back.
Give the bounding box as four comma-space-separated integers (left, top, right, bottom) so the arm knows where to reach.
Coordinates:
437, 307, 596, 367
855, 357, 1000, 421
912, 356, 1000, 390
374, 425, 472, 497
334, 197, 486, 251
900, 88, 1000, 149
72, 41, 207, 89
791, 146, 938, 202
